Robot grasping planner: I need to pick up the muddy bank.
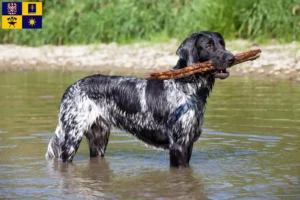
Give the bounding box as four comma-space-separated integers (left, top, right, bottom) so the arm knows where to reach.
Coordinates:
0, 40, 299, 81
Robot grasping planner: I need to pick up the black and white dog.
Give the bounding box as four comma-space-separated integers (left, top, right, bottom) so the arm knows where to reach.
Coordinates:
46, 31, 235, 167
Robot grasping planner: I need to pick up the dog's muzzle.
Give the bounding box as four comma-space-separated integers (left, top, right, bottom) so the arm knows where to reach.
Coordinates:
214, 69, 230, 79
213, 53, 235, 80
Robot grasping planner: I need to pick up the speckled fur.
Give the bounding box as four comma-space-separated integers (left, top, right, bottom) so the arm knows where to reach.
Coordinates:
46, 31, 234, 167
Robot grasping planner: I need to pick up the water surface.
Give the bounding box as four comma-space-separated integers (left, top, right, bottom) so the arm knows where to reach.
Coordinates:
0, 72, 299, 199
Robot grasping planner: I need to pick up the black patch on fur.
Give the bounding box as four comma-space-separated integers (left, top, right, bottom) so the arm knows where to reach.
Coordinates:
110, 81, 141, 114
135, 128, 169, 149
83, 75, 141, 114
82, 75, 109, 100
145, 80, 170, 123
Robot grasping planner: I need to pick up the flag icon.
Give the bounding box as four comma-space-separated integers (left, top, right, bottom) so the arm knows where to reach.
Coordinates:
28, 4, 36, 14
22, 2, 42, 16
2, 15, 22, 29
2, 2, 42, 29
2, 2, 22, 15
22, 16, 42, 29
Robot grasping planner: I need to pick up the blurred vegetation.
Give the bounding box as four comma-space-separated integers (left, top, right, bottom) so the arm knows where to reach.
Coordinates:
0, 0, 300, 46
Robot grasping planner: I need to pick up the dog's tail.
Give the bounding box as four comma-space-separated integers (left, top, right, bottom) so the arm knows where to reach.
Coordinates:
45, 125, 64, 159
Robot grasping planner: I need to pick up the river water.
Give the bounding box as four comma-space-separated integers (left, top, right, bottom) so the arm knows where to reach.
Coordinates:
0, 72, 299, 199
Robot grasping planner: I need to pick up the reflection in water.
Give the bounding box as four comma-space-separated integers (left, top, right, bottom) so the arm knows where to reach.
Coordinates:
0, 72, 299, 199
47, 159, 112, 198
47, 158, 207, 199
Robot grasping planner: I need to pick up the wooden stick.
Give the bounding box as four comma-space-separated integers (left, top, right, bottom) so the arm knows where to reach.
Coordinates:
147, 49, 261, 80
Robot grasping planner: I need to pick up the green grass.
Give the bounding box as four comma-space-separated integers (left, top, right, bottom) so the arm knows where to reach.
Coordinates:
0, 0, 299, 46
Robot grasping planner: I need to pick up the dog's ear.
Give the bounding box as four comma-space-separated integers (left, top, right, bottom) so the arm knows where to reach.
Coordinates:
176, 33, 201, 67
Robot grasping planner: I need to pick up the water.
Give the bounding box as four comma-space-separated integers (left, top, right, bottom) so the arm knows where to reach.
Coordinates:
0, 72, 299, 199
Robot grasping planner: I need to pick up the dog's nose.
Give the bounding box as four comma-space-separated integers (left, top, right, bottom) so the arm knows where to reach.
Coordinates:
226, 55, 235, 65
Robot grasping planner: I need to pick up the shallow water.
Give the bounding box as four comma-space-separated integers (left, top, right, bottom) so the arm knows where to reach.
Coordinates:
0, 72, 299, 199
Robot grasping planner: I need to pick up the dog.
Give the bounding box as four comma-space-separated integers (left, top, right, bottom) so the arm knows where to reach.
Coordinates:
46, 31, 235, 167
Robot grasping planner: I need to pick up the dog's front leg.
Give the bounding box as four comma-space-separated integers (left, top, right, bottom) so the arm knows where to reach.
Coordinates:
169, 143, 192, 167
187, 143, 194, 164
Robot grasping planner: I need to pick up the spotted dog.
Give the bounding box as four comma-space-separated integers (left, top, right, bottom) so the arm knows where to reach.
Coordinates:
46, 31, 235, 167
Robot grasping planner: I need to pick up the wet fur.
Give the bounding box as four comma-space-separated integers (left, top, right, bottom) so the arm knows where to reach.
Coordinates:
46, 31, 235, 167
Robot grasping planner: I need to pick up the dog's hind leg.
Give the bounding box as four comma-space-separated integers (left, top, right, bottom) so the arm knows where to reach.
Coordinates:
46, 123, 84, 162
46, 91, 102, 162
85, 117, 111, 157
60, 127, 85, 162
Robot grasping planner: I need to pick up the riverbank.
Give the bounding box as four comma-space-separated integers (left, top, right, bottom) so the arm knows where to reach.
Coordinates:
0, 40, 300, 81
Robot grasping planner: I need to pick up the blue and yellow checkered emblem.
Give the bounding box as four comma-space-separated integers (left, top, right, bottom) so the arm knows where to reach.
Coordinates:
1, 2, 42, 29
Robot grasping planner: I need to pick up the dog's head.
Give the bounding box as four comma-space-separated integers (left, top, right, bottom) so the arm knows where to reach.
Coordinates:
175, 31, 235, 80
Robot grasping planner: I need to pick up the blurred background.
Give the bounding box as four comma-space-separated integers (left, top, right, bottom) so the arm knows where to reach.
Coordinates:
1, 0, 300, 45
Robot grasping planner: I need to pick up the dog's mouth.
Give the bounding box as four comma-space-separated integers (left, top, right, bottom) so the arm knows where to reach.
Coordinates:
214, 69, 230, 79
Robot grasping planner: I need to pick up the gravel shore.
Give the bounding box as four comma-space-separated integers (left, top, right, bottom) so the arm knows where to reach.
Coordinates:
0, 40, 300, 81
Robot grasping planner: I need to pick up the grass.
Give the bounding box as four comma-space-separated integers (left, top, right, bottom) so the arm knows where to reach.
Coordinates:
0, 0, 299, 46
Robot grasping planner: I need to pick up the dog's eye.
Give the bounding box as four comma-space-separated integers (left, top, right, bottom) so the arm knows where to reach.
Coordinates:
207, 44, 212, 49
